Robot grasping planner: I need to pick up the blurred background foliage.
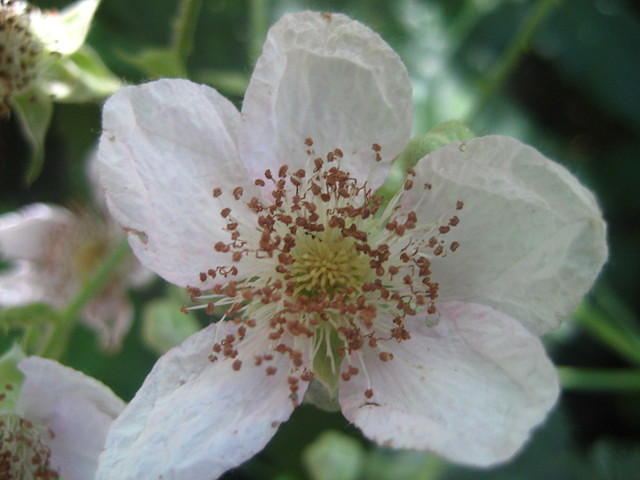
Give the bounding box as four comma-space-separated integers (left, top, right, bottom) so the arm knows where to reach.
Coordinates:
1, 0, 639, 479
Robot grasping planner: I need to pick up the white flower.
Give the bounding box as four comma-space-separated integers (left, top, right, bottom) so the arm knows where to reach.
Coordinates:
0, 355, 124, 479
0, 0, 102, 114
95, 11, 607, 479
0, 202, 149, 350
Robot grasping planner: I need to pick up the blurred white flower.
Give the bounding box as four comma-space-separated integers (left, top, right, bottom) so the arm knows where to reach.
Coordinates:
0, 0, 111, 114
0, 354, 124, 480
95, 11, 607, 479
0, 202, 150, 350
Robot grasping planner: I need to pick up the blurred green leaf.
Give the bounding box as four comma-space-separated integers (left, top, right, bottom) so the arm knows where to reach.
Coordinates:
141, 298, 200, 354
590, 440, 640, 480
303, 431, 365, 480
119, 47, 186, 78
0, 303, 60, 330
0, 344, 26, 413
11, 90, 53, 184
193, 69, 248, 96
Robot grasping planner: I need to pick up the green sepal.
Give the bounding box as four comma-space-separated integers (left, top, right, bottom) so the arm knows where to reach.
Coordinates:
0, 344, 27, 414
303, 431, 365, 480
310, 324, 344, 400
40, 45, 122, 103
120, 47, 186, 78
11, 90, 53, 185
142, 298, 200, 355
376, 120, 475, 202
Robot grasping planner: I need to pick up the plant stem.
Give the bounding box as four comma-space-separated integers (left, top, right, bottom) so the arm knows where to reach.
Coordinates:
249, 0, 267, 65
558, 367, 640, 392
42, 238, 130, 359
171, 0, 203, 68
574, 303, 640, 367
468, 0, 561, 121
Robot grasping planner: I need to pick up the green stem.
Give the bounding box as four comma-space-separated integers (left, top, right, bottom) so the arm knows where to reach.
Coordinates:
574, 303, 640, 366
249, 0, 267, 65
171, 0, 203, 68
558, 367, 640, 392
42, 238, 130, 359
467, 0, 560, 121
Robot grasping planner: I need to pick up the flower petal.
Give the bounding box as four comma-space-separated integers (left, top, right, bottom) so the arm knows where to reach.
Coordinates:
97, 322, 306, 480
339, 301, 559, 467
240, 11, 412, 188
18, 357, 125, 480
30, 0, 99, 55
0, 203, 73, 261
405, 135, 607, 335
98, 79, 256, 287
0, 262, 50, 306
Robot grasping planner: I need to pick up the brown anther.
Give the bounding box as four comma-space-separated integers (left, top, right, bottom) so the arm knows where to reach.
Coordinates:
449, 216, 460, 226
232, 360, 242, 371
221, 208, 231, 218
404, 179, 414, 190
278, 165, 289, 178
450, 241, 460, 251
305, 137, 314, 146
255, 179, 266, 187
233, 187, 244, 200
372, 143, 381, 152
212, 187, 222, 197
266, 366, 277, 376
424, 183, 432, 190
364, 389, 374, 399
334, 148, 343, 158
439, 225, 450, 234
456, 200, 464, 210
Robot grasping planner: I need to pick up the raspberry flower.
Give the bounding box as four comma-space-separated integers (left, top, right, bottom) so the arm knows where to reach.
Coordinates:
0, 350, 124, 479
0, 202, 149, 350
95, 11, 607, 479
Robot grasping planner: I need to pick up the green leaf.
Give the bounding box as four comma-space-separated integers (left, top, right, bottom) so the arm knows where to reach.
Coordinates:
0, 344, 26, 414
0, 303, 61, 330
376, 120, 475, 201
119, 47, 186, 78
193, 69, 248, 96
303, 431, 365, 480
40, 45, 122, 103
141, 299, 200, 355
11, 90, 53, 184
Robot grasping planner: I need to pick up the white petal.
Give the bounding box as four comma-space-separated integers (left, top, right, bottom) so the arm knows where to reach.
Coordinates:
30, 0, 99, 55
0, 262, 50, 306
97, 322, 305, 480
0, 203, 73, 261
99, 79, 256, 287
339, 301, 559, 467
240, 11, 412, 188
405, 135, 607, 334
18, 357, 125, 480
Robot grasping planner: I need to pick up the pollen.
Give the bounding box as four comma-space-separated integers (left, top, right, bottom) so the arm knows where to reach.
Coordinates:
289, 228, 371, 297
0, 408, 60, 479
0, 0, 43, 117
188, 137, 465, 400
